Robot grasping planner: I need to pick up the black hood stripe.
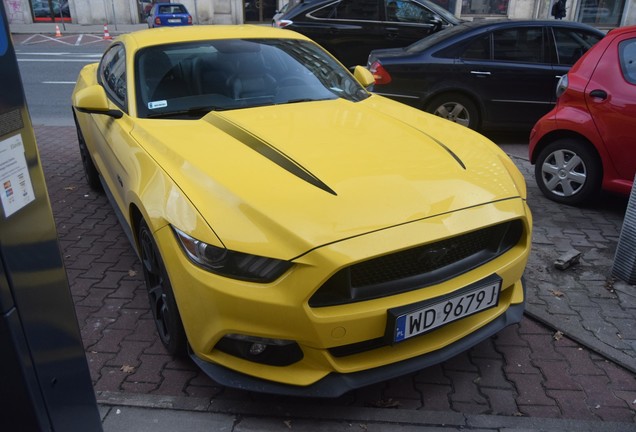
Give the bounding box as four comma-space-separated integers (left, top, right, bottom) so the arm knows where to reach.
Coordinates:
208, 114, 337, 196
421, 132, 466, 170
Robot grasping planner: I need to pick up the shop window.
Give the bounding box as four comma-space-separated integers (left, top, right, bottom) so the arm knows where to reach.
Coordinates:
31, 0, 70, 22
461, 0, 508, 15
577, 0, 624, 27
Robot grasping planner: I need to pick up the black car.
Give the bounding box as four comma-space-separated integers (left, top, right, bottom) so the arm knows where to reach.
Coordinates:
368, 20, 605, 131
275, 0, 460, 68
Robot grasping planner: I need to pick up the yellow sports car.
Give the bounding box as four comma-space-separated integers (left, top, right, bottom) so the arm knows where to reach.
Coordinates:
72, 25, 531, 397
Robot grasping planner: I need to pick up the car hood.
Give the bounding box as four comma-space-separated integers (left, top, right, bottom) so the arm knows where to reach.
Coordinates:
132, 98, 522, 259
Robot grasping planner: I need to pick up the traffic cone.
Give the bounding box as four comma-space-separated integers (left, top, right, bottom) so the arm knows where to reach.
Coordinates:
54, 24, 62, 37
103, 23, 112, 40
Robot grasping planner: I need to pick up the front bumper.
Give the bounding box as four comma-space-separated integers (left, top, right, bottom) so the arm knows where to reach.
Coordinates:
190, 296, 525, 397
157, 198, 531, 393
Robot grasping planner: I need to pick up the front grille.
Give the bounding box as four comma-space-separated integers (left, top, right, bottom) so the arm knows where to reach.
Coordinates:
309, 220, 523, 307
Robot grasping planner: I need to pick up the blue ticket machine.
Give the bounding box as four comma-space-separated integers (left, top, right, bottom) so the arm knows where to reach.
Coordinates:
0, 4, 102, 431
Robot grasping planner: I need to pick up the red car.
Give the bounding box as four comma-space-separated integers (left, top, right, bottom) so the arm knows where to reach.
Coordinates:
529, 25, 636, 205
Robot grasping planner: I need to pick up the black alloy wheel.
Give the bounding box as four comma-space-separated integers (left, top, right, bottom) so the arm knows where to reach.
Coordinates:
427, 93, 480, 130
138, 220, 187, 356
534, 138, 602, 206
75, 118, 102, 191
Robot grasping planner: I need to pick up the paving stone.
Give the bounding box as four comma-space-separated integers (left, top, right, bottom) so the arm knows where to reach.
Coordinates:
507, 373, 556, 406
533, 359, 581, 391
545, 389, 597, 420
480, 387, 519, 416
472, 358, 513, 389
153, 369, 199, 396
415, 383, 452, 411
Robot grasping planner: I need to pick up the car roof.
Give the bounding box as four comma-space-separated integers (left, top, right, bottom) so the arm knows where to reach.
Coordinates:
404, 19, 604, 53
450, 18, 602, 31
119, 25, 311, 50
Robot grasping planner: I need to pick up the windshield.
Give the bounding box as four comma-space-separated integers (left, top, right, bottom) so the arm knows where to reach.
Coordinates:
135, 38, 370, 119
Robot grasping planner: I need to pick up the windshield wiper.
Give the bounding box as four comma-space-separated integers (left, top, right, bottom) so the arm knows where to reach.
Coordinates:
146, 105, 224, 119
283, 97, 334, 105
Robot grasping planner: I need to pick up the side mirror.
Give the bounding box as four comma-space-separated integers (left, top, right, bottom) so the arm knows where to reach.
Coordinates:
73, 85, 123, 119
428, 15, 443, 31
353, 66, 375, 89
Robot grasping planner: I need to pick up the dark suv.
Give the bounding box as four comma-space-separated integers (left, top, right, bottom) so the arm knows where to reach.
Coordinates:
275, 0, 459, 68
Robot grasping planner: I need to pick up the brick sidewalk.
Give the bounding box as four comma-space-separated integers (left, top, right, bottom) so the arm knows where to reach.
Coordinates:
36, 125, 636, 424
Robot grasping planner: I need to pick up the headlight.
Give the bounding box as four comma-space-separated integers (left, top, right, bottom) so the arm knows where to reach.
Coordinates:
172, 227, 292, 283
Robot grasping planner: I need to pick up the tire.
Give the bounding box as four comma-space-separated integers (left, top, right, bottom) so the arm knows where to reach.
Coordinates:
426, 93, 480, 130
534, 138, 602, 206
75, 119, 102, 191
138, 220, 187, 357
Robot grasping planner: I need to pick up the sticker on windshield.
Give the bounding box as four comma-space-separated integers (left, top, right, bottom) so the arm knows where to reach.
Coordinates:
148, 100, 168, 109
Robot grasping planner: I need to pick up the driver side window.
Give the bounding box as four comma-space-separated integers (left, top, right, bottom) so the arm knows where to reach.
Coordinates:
384, 0, 436, 23
99, 45, 127, 110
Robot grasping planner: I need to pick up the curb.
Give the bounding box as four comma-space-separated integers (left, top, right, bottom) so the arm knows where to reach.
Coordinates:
96, 391, 636, 432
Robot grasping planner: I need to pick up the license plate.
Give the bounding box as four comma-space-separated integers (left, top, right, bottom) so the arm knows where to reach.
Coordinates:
389, 275, 501, 343
168, 18, 181, 23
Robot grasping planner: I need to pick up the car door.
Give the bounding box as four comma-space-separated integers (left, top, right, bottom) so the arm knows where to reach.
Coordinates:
459, 26, 555, 129
381, 0, 443, 49
306, 0, 384, 67
87, 44, 134, 216
585, 32, 636, 181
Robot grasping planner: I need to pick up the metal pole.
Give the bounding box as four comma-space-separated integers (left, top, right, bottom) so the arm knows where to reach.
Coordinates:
612, 175, 636, 284
111, 0, 118, 30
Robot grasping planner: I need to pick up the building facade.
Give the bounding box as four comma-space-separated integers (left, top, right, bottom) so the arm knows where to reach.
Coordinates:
4, 0, 635, 28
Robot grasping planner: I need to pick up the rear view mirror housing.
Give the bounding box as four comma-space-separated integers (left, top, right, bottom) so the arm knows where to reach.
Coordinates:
73, 85, 123, 118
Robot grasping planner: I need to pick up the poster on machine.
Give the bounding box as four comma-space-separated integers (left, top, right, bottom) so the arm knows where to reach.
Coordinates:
0, 134, 35, 218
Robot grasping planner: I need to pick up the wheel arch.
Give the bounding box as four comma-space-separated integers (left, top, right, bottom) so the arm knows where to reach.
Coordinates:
129, 203, 145, 253
530, 129, 602, 176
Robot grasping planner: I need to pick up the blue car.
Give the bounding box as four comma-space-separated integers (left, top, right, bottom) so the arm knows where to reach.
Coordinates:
147, 3, 192, 28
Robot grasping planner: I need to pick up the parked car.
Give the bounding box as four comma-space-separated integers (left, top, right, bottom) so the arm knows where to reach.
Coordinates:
368, 20, 605, 131
147, 2, 192, 28
71, 25, 531, 397
275, 0, 459, 68
529, 25, 636, 206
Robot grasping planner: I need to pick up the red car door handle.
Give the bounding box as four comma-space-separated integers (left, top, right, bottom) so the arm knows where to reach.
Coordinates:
589, 89, 607, 100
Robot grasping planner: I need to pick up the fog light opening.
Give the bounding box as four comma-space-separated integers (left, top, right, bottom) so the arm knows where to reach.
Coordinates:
215, 334, 304, 366
249, 343, 268, 356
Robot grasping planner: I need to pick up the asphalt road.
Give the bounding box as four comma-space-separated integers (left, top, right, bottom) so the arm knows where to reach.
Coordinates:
14, 33, 109, 126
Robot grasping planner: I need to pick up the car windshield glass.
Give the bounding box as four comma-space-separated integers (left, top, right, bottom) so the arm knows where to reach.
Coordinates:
135, 38, 369, 119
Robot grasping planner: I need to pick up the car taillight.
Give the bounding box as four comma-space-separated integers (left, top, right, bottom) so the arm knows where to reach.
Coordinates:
275, 19, 293, 28
369, 61, 391, 85
187, 15, 192, 24
555, 74, 568, 98
154, 17, 161, 25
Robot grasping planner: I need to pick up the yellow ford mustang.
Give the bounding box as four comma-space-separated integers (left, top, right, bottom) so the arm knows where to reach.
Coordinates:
72, 25, 531, 397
